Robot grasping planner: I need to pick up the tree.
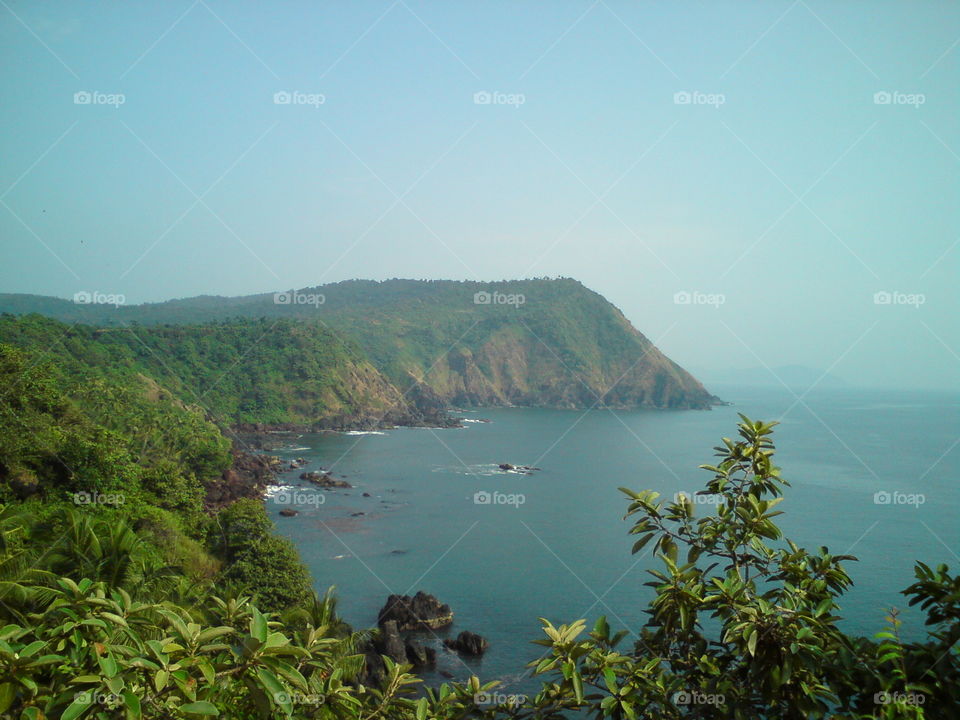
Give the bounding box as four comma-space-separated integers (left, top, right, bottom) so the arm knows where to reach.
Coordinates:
528, 415, 959, 719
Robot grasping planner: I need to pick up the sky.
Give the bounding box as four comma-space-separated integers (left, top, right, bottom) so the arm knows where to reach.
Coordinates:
1, 0, 958, 390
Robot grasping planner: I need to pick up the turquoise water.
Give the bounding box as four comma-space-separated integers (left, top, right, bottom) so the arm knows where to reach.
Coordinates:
266, 385, 959, 692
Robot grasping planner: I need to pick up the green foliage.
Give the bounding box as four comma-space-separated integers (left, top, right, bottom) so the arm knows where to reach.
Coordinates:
0, 314, 404, 428
214, 500, 312, 613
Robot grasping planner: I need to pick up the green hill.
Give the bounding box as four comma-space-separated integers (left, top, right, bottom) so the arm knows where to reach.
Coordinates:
0, 278, 718, 417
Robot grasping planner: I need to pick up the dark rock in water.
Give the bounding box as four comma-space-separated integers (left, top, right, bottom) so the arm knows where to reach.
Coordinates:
375, 620, 407, 664
404, 638, 436, 667
362, 492, 371, 497
278, 509, 298, 517
351, 512, 365, 517
439, 670, 453, 679
390, 549, 407, 555
300, 471, 351, 488
378, 591, 453, 631
498, 463, 540, 475
444, 630, 488, 656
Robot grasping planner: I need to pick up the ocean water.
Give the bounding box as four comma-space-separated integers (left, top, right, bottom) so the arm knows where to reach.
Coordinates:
266, 385, 959, 693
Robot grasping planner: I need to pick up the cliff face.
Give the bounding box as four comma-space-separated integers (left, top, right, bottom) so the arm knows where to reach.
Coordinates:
0, 278, 717, 419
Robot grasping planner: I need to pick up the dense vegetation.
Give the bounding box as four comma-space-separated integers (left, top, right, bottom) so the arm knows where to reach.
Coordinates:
0, 315, 416, 428
0, 279, 717, 411
0, 318, 956, 717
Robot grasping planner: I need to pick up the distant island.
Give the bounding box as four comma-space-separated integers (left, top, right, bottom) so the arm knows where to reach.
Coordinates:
0, 278, 719, 430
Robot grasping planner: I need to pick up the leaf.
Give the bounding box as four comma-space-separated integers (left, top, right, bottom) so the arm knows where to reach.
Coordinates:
179, 701, 219, 716
250, 608, 268, 643
122, 690, 141, 720
255, 668, 288, 714
0, 682, 14, 714
416, 697, 428, 720
747, 628, 758, 656
98, 653, 118, 678
154, 669, 168, 692
62, 694, 93, 720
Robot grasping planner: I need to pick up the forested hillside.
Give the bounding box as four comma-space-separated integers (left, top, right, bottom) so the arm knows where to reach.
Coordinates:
0, 278, 718, 412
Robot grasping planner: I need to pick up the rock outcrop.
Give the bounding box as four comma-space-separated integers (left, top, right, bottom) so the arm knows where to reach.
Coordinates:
444, 630, 488, 656
378, 591, 453, 631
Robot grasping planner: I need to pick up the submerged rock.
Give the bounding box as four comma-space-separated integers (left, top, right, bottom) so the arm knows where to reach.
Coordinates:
378, 591, 453, 631
278, 509, 298, 517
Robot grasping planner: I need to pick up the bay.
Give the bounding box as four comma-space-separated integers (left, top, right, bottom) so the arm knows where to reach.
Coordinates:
266, 385, 959, 693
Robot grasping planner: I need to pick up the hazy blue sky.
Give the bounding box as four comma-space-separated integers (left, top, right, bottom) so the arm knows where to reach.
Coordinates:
1, 1, 957, 389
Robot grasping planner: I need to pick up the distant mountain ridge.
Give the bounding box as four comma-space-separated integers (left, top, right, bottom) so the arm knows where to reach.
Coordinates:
0, 279, 718, 420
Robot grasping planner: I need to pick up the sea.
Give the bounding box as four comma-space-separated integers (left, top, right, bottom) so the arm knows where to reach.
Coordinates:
264, 384, 959, 694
